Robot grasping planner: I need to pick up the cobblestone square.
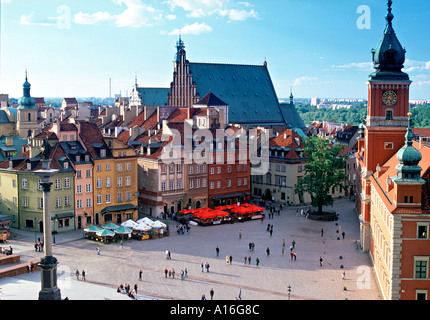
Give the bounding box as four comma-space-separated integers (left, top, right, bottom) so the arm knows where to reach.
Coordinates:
0, 199, 381, 300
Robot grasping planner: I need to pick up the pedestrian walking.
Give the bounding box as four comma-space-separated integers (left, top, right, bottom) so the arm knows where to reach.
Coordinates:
82, 270, 86, 281
290, 251, 294, 260
201, 262, 204, 272
226, 255, 230, 264
282, 247, 285, 256
292, 240, 296, 249
216, 246, 220, 257
319, 256, 323, 267
282, 239, 286, 247
321, 228, 324, 237
239, 230, 242, 239
210, 288, 214, 300
342, 271, 346, 280
96, 246, 101, 255
342, 231, 345, 239
185, 268, 188, 278
248, 256, 251, 264
269, 228, 273, 236
266, 247, 270, 256
34, 243, 38, 252
164, 268, 168, 278
120, 240, 123, 248
134, 283, 138, 294
229, 255, 233, 264
293, 251, 297, 261
205, 262, 210, 272
139, 269, 143, 281
244, 256, 247, 264
171, 268, 175, 279
256, 257, 260, 267
75, 269, 80, 280
180, 270, 184, 280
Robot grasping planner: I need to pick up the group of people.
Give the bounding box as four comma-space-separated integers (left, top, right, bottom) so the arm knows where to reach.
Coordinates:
34, 240, 44, 252
176, 224, 190, 235
75, 269, 86, 281
0, 245, 13, 255
117, 283, 138, 299
164, 267, 189, 281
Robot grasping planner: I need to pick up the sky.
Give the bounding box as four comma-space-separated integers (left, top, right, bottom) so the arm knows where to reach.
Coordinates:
1, 0, 430, 100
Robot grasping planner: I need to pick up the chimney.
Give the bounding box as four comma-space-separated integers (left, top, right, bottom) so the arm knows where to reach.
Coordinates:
386, 177, 394, 193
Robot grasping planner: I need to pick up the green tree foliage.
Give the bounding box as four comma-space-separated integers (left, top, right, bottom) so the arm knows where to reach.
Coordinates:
297, 103, 430, 128
295, 136, 348, 213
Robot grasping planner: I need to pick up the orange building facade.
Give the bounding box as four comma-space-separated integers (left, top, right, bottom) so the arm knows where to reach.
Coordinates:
355, 1, 430, 300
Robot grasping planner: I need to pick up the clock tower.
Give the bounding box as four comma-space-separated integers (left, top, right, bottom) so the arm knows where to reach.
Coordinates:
364, 0, 411, 173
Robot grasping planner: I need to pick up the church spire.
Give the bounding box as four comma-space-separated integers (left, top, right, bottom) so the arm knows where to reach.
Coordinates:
18, 70, 36, 110
370, 0, 408, 81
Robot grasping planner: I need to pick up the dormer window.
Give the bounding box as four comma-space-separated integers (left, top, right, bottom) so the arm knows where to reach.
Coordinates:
64, 162, 69, 169
101, 149, 106, 157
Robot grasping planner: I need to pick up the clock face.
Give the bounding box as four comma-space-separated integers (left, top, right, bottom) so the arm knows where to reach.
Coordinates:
382, 90, 397, 106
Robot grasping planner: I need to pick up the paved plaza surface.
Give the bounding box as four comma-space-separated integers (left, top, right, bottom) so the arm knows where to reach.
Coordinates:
0, 199, 382, 300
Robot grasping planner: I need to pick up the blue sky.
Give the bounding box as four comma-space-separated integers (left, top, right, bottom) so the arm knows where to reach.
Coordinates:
1, 0, 429, 100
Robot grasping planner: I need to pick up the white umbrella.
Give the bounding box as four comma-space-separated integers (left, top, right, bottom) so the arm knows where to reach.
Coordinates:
137, 217, 155, 226
121, 219, 138, 228
152, 221, 167, 229
134, 223, 152, 232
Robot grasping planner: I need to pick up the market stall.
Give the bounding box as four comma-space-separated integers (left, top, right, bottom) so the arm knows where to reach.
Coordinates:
151, 220, 169, 238
132, 223, 152, 240
115, 226, 132, 241
84, 225, 102, 240
231, 205, 257, 221
192, 209, 231, 226
95, 228, 116, 243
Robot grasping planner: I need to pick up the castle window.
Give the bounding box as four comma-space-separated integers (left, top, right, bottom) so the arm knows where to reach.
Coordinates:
28, 113, 31, 121
417, 224, 428, 239
384, 142, 394, 149
386, 109, 393, 120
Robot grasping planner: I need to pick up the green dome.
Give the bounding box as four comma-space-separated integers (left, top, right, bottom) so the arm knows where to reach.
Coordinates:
17, 72, 37, 110
396, 115, 422, 179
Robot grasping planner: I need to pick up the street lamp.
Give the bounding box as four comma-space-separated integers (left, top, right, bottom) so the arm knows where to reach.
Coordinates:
34, 139, 61, 300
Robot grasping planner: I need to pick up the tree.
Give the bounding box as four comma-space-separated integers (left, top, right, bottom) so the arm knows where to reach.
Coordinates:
295, 136, 348, 214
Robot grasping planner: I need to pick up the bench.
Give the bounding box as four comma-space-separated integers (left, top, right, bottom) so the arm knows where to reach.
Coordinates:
0, 259, 40, 279
0, 254, 20, 266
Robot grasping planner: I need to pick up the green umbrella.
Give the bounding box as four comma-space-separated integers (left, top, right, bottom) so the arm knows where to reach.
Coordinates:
84, 225, 102, 232
115, 226, 132, 234
96, 229, 115, 237
102, 222, 120, 230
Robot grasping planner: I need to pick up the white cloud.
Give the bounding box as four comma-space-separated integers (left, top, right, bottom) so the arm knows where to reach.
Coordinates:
166, 0, 258, 21
73, 0, 163, 28
331, 62, 373, 71
74, 11, 111, 25
168, 22, 213, 35
404, 59, 430, 73
19, 13, 55, 27
113, 0, 163, 28
219, 8, 257, 21
293, 76, 318, 87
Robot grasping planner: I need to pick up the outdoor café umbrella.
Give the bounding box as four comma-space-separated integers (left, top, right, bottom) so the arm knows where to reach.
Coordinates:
137, 217, 155, 226
121, 219, 138, 228
96, 228, 115, 237
84, 225, 102, 233
152, 221, 167, 229
134, 223, 152, 232
102, 222, 120, 230
115, 226, 132, 234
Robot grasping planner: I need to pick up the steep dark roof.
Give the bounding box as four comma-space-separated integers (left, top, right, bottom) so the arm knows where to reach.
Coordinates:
189, 62, 286, 125
195, 92, 227, 107
136, 88, 170, 106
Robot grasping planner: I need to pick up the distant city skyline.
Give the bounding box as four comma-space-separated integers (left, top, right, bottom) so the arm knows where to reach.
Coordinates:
1, 0, 429, 100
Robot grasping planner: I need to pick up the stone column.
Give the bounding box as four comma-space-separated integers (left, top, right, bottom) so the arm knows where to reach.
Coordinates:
36, 160, 61, 300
